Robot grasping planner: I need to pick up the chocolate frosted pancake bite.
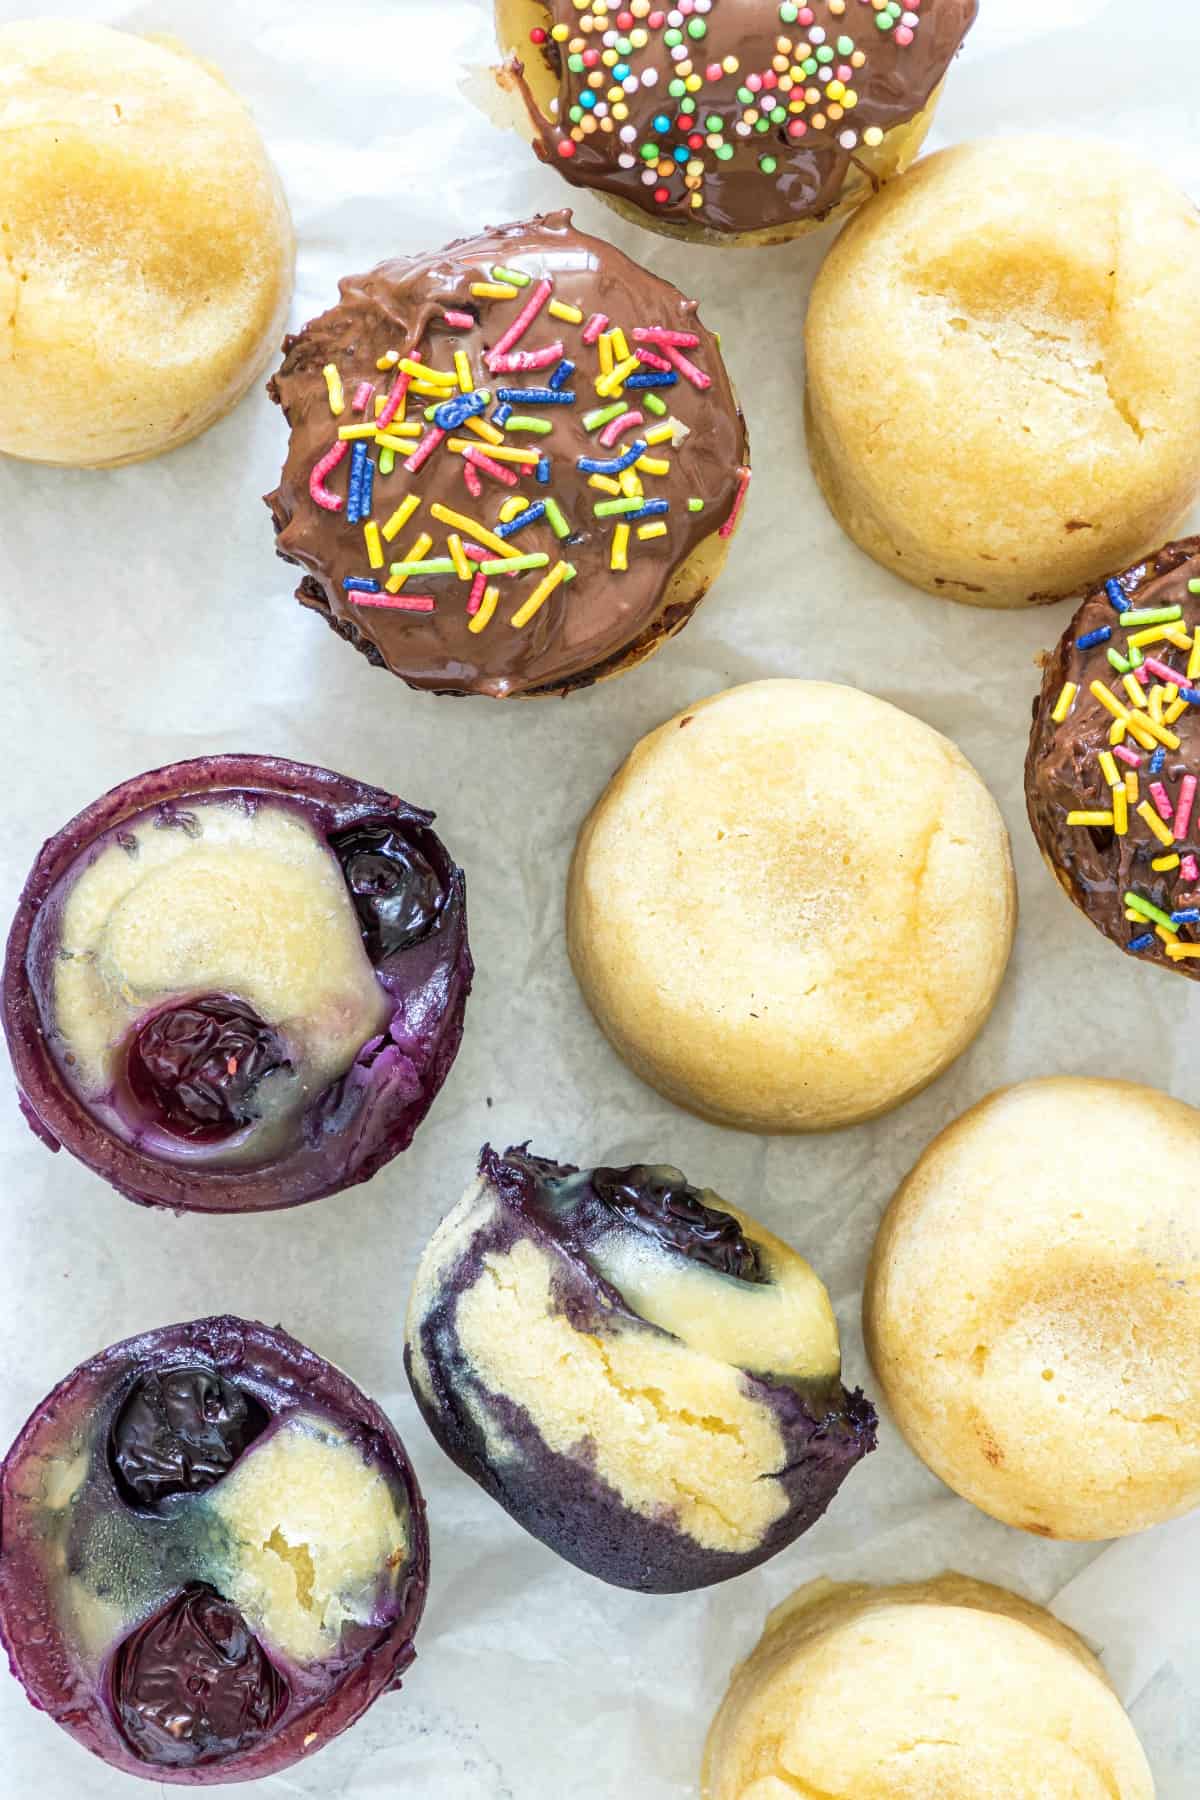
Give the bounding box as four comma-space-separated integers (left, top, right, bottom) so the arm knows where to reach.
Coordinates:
266, 213, 749, 698
1027, 538, 1200, 975
405, 1147, 876, 1593
3, 756, 471, 1212
0, 1318, 428, 1784
496, 0, 977, 246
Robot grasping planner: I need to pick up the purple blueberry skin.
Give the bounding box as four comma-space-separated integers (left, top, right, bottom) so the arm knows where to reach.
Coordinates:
406, 1148, 877, 1595
2, 754, 473, 1213
0, 1317, 429, 1786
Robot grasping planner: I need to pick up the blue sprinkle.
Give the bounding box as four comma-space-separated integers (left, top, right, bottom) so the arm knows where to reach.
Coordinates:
1127, 933, 1156, 953
1150, 748, 1167, 775
613, 61, 630, 79
343, 577, 381, 593
496, 387, 575, 405
624, 499, 671, 522
359, 452, 374, 519
580, 91, 597, 109
549, 358, 576, 392
1181, 687, 1200, 705
433, 389, 489, 431
346, 440, 370, 524
1106, 578, 1131, 612
673, 146, 690, 163
1171, 909, 1200, 925
496, 501, 547, 540
653, 113, 670, 133
492, 402, 513, 428
536, 456, 551, 486
624, 370, 678, 390
577, 438, 647, 477
1076, 626, 1112, 649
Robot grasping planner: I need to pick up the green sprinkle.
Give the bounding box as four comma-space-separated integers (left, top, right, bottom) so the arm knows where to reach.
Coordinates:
669, 78, 686, 97
388, 559, 456, 577
643, 392, 668, 417
688, 497, 705, 513
802, 56, 818, 74
378, 447, 395, 476
770, 105, 787, 123
569, 106, 584, 124
816, 45, 834, 63
705, 114, 722, 131
505, 416, 553, 435
680, 95, 696, 113
479, 553, 550, 575
545, 498, 571, 540
1125, 892, 1178, 933
583, 402, 627, 432
715, 143, 735, 161
1128, 645, 1144, 669
491, 266, 530, 287
567, 53, 585, 71
837, 35, 855, 54
759, 154, 778, 175
664, 26, 682, 45
563, 561, 578, 583
687, 17, 707, 37
1107, 647, 1131, 674
779, 0, 799, 19
737, 85, 753, 104
594, 498, 644, 517
1122, 607, 1183, 626
1188, 579, 1200, 594
754, 117, 771, 133
641, 142, 659, 161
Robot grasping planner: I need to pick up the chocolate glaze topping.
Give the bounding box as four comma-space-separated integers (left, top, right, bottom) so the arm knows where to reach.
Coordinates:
266, 213, 748, 698
1027, 538, 1200, 978
505, 0, 977, 237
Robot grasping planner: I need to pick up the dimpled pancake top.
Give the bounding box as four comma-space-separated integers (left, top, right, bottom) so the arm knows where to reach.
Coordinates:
0, 1318, 428, 1785
0, 20, 293, 468
701, 1574, 1155, 1799
864, 1079, 1200, 1540
567, 680, 1015, 1131
405, 1147, 875, 1592
501, 0, 977, 239
806, 138, 1200, 606
266, 212, 749, 698
1026, 537, 1200, 975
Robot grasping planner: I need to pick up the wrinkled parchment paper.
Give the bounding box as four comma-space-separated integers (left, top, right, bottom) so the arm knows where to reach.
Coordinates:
0, 0, 1197, 1791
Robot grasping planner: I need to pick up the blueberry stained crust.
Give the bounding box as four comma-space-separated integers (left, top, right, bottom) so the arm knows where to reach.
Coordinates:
2, 754, 472, 1212
0, 1317, 429, 1785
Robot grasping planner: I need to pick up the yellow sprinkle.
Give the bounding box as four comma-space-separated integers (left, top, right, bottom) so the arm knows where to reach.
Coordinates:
1127, 626, 1174, 649
511, 560, 570, 629
446, 533, 471, 581
381, 495, 422, 543
1138, 800, 1176, 848
471, 281, 519, 301
376, 351, 400, 371
1125, 772, 1140, 804
410, 379, 455, 399
610, 326, 631, 363
1113, 786, 1129, 836
337, 423, 379, 440
454, 350, 474, 394
1165, 697, 1188, 726
428, 503, 510, 557
1152, 854, 1181, 872
386, 531, 432, 593
447, 438, 539, 466
465, 415, 506, 447
637, 522, 668, 541
322, 364, 345, 415
1149, 685, 1165, 724
598, 333, 615, 377
1108, 718, 1127, 745
1166, 942, 1200, 960
1098, 751, 1120, 788
1134, 714, 1180, 751
636, 455, 671, 477
1190, 636, 1200, 682
1090, 681, 1130, 723
1122, 673, 1148, 710
468, 584, 500, 634
596, 354, 640, 398
1158, 925, 1176, 945
611, 523, 630, 572
589, 473, 622, 495
1163, 625, 1193, 650
364, 521, 384, 570
374, 428, 421, 451
619, 467, 644, 499
399, 357, 456, 386
1066, 811, 1115, 827
1126, 909, 1145, 923
499, 496, 529, 523
644, 422, 677, 448
548, 299, 584, 324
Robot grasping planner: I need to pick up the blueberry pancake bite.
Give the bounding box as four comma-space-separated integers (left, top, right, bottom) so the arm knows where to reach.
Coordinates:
495, 0, 978, 246
1027, 537, 1200, 975
2, 755, 471, 1212
405, 1147, 876, 1592
0, 1317, 428, 1785
266, 212, 749, 698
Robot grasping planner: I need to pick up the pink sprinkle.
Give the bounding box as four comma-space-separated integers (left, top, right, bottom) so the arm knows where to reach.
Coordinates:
1176, 775, 1197, 840
1150, 781, 1174, 823
462, 542, 490, 562
662, 342, 711, 390
895, 24, 914, 44
309, 439, 349, 512
488, 341, 565, 375
352, 381, 374, 414
443, 309, 476, 329
1133, 663, 1151, 685
353, 593, 437, 613
1113, 743, 1143, 768
376, 368, 413, 433
719, 467, 751, 540
582, 312, 609, 345
599, 409, 644, 448
485, 277, 553, 367
1142, 657, 1184, 687
633, 347, 672, 372
633, 326, 701, 350
746, 72, 763, 92
1183, 854, 1199, 883
463, 446, 518, 487
463, 459, 483, 499
404, 426, 446, 475
467, 572, 488, 615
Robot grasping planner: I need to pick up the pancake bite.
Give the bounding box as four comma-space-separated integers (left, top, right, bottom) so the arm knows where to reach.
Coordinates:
1027, 538, 1200, 976
865, 1079, 1200, 1540
0, 1318, 428, 1784
495, 0, 977, 246
702, 1574, 1154, 1798
266, 212, 749, 698
806, 139, 1200, 606
2, 756, 471, 1213
405, 1147, 875, 1592
568, 680, 1015, 1131
0, 21, 293, 468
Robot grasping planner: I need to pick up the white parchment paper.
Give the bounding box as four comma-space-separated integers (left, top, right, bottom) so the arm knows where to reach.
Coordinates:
0, 0, 1197, 1791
